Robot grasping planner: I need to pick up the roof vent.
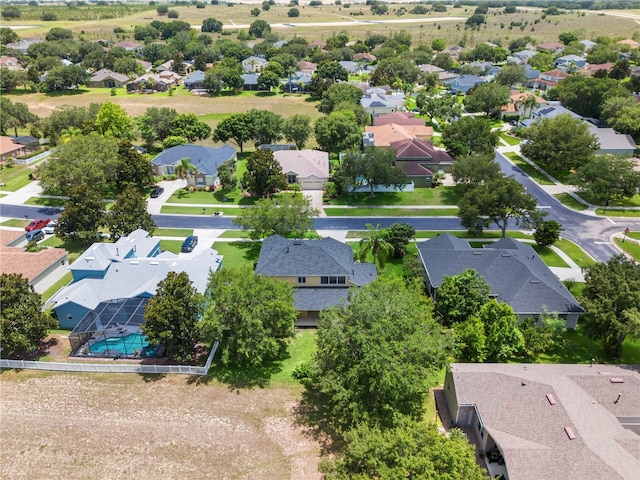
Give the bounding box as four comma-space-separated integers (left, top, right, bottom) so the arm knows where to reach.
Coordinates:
610, 378, 624, 383
564, 427, 577, 440
150, 261, 158, 265
130, 261, 138, 265
85, 257, 94, 261
530, 279, 541, 283
546, 394, 556, 405
473, 251, 482, 255
293, 241, 302, 245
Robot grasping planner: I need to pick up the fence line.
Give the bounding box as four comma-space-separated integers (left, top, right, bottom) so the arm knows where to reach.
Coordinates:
0, 341, 218, 376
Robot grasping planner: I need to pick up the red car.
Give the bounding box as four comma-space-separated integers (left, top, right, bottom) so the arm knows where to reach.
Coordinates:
25, 219, 50, 232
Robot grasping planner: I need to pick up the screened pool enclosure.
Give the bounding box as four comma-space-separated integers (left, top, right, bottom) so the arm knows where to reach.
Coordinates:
69, 298, 161, 358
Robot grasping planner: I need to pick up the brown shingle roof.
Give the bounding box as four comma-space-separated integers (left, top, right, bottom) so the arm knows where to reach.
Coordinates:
0, 245, 67, 282
364, 123, 433, 146
390, 137, 453, 163
373, 111, 426, 127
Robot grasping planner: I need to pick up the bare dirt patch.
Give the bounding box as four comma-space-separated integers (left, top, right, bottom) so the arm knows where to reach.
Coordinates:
0, 372, 322, 480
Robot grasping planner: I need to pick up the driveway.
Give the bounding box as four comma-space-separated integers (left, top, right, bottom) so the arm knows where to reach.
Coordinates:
304, 190, 326, 217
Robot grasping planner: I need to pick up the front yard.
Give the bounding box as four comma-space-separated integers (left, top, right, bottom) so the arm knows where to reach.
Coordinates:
325, 187, 461, 206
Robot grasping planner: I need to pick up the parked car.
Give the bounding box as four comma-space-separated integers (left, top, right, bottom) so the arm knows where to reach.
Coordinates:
181, 235, 198, 253
43, 220, 57, 234
150, 186, 165, 198
25, 219, 50, 232
25, 229, 45, 242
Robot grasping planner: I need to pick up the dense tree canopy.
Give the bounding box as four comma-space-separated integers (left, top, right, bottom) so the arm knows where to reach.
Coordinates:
441, 117, 499, 157
309, 277, 452, 430
0, 98, 37, 137
582, 255, 640, 358
142, 271, 202, 362
200, 267, 296, 365
571, 154, 640, 204
246, 108, 284, 147
106, 186, 156, 240
137, 106, 178, 148
242, 149, 287, 197
554, 75, 630, 118
436, 269, 491, 327
212, 113, 252, 153
318, 83, 363, 114
314, 110, 361, 153
338, 147, 408, 197
520, 114, 599, 172
0, 273, 57, 357
56, 185, 106, 242
415, 91, 461, 123
94, 101, 134, 140
170, 113, 211, 142
451, 154, 502, 191
464, 82, 510, 117
282, 114, 312, 150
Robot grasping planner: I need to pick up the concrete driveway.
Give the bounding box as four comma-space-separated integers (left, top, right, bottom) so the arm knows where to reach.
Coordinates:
304, 190, 326, 217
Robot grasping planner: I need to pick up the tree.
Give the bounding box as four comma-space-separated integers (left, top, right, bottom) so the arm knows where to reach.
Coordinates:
322, 420, 486, 480
571, 154, 640, 205
458, 176, 540, 238
358, 223, 394, 269
436, 269, 491, 327
314, 110, 361, 153
142, 271, 202, 362
156, 5, 169, 15
431, 38, 446, 51
246, 109, 284, 147
478, 300, 525, 361
582, 255, 640, 358
520, 114, 599, 172
287, 7, 300, 17
202, 17, 223, 32
451, 154, 502, 190
609, 59, 630, 80
250, 7, 261, 16
385, 222, 415, 258
170, 113, 211, 142
57, 186, 106, 242
137, 106, 178, 148
464, 83, 510, 117
106, 187, 156, 240
37, 133, 119, 194
515, 93, 539, 120
441, 117, 499, 158
233, 194, 318, 240
534, 220, 563, 248
44, 65, 89, 91
555, 75, 630, 118
0, 67, 17, 93
282, 114, 312, 150
465, 13, 486, 29
318, 83, 363, 114
370, 57, 419, 90
338, 147, 408, 197
257, 70, 280, 91
495, 64, 526, 86
415, 90, 461, 123
316, 60, 349, 82
0, 26, 20, 45
94, 101, 135, 140
174, 157, 198, 180
167, 9, 179, 18
519, 312, 566, 358
115, 143, 154, 192
601, 96, 640, 141
162, 135, 188, 149
242, 149, 287, 198
453, 316, 487, 362
212, 113, 252, 153
248, 19, 271, 38
0, 273, 57, 358
45, 27, 73, 41
309, 277, 452, 429
40, 103, 100, 146
0, 98, 37, 136
200, 267, 296, 365
217, 158, 237, 191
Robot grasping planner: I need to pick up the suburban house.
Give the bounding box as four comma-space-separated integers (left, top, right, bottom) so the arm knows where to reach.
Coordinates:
297, 61, 317, 75
151, 144, 236, 188
580, 39, 597, 51
273, 149, 329, 190
537, 41, 564, 53
0, 230, 68, 294
0, 136, 29, 162
419, 64, 458, 82
284, 72, 312, 93
501, 91, 548, 119
183, 70, 206, 90
445, 45, 466, 60
445, 74, 485, 94
364, 123, 434, 147
580, 62, 614, 77
242, 73, 260, 91
443, 363, 640, 480
5, 37, 42, 54
339, 60, 365, 75
521, 104, 582, 126
242, 55, 267, 73
618, 38, 640, 49
417, 234, 584, 327
113, 40, 142, 52
0, 55, 22, 71
353, 52, 376, 63
533, 69, 570, 90
127, 71, 182, 92
49, 229, 223, 328
510, 49, 537, 65
588, 124, 637, 156
373, 111, 426, 127
360, 89, 405, 115
255, 235, 377, 326
390, 137, 454, 187
88, 69, 129, 88
554, 54, 587, 71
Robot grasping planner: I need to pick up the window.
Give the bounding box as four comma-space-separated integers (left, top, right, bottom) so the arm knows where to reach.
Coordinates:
287, 174, 297, 184
321, 276, 346, 285
321, 276, 328, 285
297, 276, 306, 284
166, 166, 175, 175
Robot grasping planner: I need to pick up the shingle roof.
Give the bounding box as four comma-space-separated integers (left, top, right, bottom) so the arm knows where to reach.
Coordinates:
183, 70, 205, 85
588, 124, 637, 151
417, 234, 583, 315
0, 244, 67, 282
294, 288, 349, 311
364, 123, 434, 146
273, 149, 329, 179
448, 363, 640, 480
90, 68, 129, 83
390, 137, 453, 163
151, 145, 236, 176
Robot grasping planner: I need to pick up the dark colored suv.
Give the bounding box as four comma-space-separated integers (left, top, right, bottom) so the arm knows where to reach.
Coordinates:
181, 235, 198, 253
150, 186, 165, 198
25, 219, 50, 232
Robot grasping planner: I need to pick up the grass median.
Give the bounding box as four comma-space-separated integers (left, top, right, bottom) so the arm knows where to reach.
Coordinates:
614, 237, 640, 261
324, 207, 459, 217
160, 206, 242, 215
554, 193, 589, 211
503, 152, 555, 185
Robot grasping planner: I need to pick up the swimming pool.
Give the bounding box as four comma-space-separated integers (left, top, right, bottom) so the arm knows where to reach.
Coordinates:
89, 333, 149, 356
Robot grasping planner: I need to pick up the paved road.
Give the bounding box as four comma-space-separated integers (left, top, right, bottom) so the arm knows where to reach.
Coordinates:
495, 152, 640, 262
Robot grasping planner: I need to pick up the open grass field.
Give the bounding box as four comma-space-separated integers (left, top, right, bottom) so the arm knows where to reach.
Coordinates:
0, 370, 322, 480
0, 164, 33, 192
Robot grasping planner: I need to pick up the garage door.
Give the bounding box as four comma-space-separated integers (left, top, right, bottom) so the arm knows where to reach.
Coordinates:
300, 180, 325, 190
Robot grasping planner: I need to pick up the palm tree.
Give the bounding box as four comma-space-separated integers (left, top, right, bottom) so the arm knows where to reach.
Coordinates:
175, 157, 198, 180
516, 94, 538, 120
60, 127, 82, 144
359, 223, 394, 270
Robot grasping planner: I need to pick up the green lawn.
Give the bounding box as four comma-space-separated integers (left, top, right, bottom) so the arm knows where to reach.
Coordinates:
595, 208, 640, 217
350, 242, 418, 278
152, 228, 193, 237
0, 218, 28, 227
554, 193, 589, 211
207, 329, 317, 387
554, 238, 595, 268
326, 187, 460, 206
627, 232, 640, 240
217, 230, 251, 238
159, 239, 184, 254
324, 207, 458, 217
25, 197, 67, 207
504, 152, 554, 185
534, 327, 640, 364
39, 236, 93, 263
160, 206, 243, 215
499, 133, 521, 146
41, 272, 72, 303
168, 189, 256, 206
579, 192, 640, 208
532, 245, 569, 268
212, 241, 261, 270
0, 164, 33, 191
614, 238, 640, 261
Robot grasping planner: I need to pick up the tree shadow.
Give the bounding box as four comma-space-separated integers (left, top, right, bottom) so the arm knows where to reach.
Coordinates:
255, 91, 277, 97
292, 388, 344, 456
231, 241, 261, 264
138, 372, 167, 382
45, 89, 90, 97
440, 187, 462, 205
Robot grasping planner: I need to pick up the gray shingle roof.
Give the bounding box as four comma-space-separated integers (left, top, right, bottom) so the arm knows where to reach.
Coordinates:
448, 363, 640, 480
294, 287, 349, 311
417, 234, 583, 315
151, 144, 236, 176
